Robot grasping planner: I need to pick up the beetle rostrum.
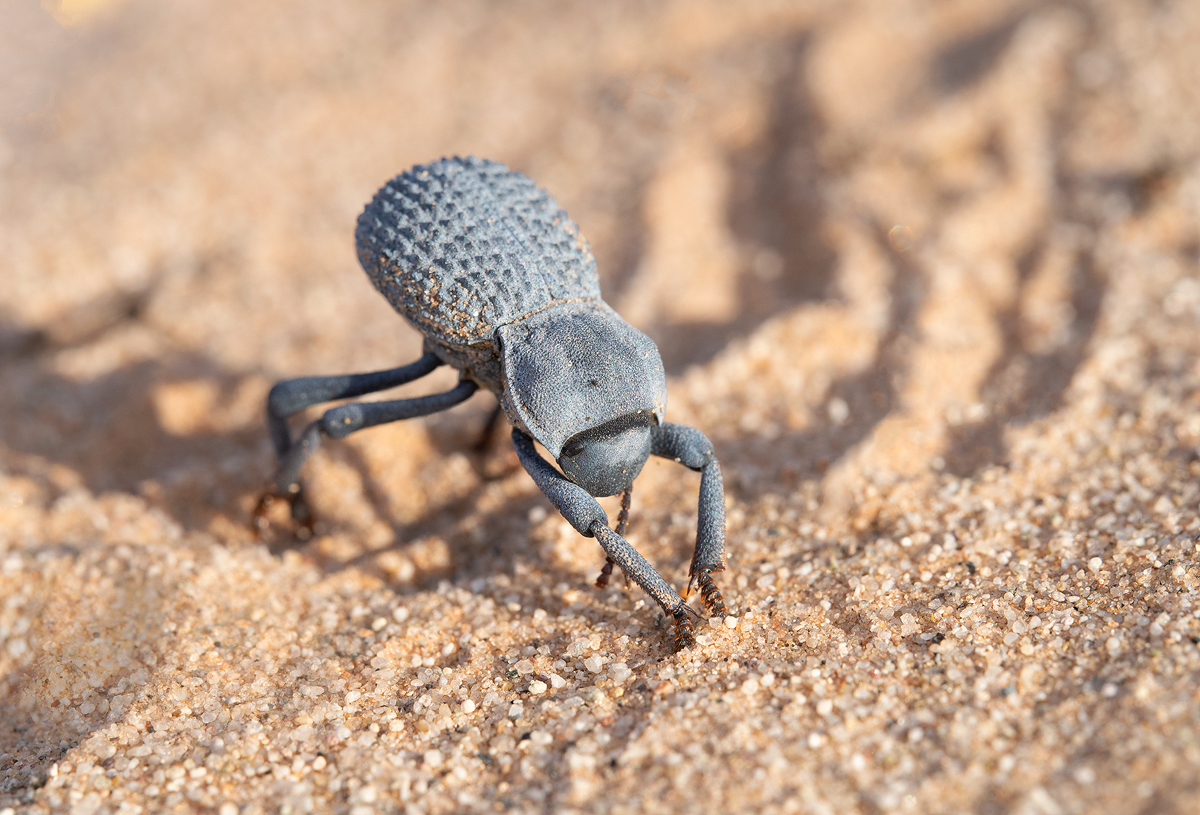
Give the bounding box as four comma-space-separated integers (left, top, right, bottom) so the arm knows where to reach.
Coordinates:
255, 155, 729, 650
557, 411, 655, 498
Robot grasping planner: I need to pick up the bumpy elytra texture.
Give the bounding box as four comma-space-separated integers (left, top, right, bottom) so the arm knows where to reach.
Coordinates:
354, 157, 667, 458
355, 156, 601, 346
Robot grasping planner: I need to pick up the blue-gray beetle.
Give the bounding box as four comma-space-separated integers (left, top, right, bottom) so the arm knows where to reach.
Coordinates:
257, 156, 728, 649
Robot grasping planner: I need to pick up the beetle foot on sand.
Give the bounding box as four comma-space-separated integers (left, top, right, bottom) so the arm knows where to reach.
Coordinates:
671, 606, 697, 651
252, 488, 316, 542
696, 569, 728, 618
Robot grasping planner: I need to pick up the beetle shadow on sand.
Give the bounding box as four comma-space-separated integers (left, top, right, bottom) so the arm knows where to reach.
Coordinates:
0, 306, 531, 803
941, 241, 1105, 476
0, 308, 266, 533
0, 317, 183, 800
0, 282, 654, 599
289, 397, 670, 594
626, 20, 1112, 513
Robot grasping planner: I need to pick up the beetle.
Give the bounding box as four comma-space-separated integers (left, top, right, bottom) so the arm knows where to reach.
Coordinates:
256, 156, 728, 649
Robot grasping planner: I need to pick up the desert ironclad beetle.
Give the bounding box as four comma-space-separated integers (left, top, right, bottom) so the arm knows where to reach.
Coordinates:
257, 156, 728, 649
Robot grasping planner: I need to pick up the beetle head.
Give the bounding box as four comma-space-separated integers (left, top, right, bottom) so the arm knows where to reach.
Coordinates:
557, 411, 654, 497
499, 301, 667, 467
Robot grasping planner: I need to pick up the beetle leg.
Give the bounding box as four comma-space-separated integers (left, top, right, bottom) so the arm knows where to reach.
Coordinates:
595, 486, 632, 589
273, 379, 478, 491
258, 371, 476, 535
257, 352, 445, 535
671, 605, 697, 651
513, 430, 696, 649
473, 401, 506, 453
252, 489, 316, 540
595, 557, 615, 589
695, 568, 728, 617
265, 352, 443, 456
650, 423, 729, 618
470, 400, 521, 481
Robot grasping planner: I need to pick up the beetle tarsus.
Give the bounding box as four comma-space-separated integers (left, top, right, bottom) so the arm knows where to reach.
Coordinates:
614, 485, 632, 536
252, 488, 315, 541
672, 606, 696, 651
695, 568, 728, 618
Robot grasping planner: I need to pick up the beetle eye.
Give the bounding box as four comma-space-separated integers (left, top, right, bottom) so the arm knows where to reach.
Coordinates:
558, 412, 654, 498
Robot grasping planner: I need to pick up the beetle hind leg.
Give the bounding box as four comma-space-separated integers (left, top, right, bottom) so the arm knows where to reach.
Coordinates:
255, 353, 483, 539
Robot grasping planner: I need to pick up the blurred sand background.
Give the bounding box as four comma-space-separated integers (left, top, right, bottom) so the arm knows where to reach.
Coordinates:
3, 0, 1200, 812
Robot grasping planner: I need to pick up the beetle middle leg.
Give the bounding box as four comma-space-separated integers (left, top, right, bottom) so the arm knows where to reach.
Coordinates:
473, 401, 505, 453
512, 430, 699, 649
469, 400, 521, 481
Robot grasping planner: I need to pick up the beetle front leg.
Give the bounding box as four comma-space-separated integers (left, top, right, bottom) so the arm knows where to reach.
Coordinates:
512, 430, 697, 649
593, 525, 698, 651
651, 423, 729, 618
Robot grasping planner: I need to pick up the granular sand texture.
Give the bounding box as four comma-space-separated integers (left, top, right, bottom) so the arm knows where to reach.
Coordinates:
2, 0, 1200, 813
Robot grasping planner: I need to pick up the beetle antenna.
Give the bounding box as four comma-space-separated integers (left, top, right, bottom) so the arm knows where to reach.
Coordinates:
615, 484, 632, 536
595, 557, 616, 589
595, 486, 633, 589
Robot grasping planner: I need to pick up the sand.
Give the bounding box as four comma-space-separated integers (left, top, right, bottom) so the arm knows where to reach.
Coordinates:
2, 0, 1199, 812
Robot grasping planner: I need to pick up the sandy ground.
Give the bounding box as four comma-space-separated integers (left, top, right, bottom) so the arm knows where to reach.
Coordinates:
3, 0, 1200, 812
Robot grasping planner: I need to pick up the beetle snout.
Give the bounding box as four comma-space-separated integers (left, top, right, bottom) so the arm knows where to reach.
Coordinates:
557, 414, 654, 498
